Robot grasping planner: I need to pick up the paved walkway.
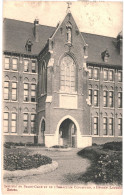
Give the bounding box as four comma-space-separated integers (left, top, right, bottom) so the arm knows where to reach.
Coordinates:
4, 148, 90, 185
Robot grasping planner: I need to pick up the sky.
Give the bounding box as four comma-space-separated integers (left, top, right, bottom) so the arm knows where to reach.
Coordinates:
2, 1, 123, 37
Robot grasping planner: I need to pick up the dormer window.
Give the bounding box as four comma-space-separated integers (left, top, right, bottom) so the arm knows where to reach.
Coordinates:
25, 39, 33, 52
101, 49, 110, 62
66, 22, 72, 44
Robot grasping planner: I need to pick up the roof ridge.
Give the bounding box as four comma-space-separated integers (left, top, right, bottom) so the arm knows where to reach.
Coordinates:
4, 18, 117, 38
82, 32, 116, 39
3, 18, 56, 29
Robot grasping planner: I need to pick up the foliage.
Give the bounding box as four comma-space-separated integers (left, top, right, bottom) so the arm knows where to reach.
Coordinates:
103, 141, 122, 151
4, 152, 52, 171
4, 142, 45, 149
78, 142, 122, 185
51, 145, 69, 148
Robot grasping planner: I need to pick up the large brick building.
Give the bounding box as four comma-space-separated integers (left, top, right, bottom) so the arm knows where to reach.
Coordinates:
3, 9, 122, 148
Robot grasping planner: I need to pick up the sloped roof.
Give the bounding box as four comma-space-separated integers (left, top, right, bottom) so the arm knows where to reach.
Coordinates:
3, 18, 55, 55
3, 18, 122, 66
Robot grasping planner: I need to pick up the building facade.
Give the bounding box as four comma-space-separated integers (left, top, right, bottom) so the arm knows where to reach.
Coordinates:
3, 10, 122, 148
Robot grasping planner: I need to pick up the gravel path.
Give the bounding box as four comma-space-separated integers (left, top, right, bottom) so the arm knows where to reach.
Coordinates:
4, 148, 90, 185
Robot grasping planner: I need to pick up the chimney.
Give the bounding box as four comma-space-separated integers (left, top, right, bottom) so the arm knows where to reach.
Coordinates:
34, 18, 39, 42
117, 31, 122, 55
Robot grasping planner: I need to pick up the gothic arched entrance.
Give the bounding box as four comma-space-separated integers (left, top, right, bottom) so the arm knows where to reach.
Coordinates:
59, 119, 77, 147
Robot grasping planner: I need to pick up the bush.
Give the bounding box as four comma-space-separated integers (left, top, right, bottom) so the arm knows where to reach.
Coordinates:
51, 145, 69, 148
4, 153, 52, 171
103, 142, 122, 151
4, 142, 45, 148
78, 143, 122, 184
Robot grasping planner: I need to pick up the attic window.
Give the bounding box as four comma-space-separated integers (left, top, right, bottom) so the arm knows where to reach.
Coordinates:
101, 49, 110, 62
25, 39, 33, 52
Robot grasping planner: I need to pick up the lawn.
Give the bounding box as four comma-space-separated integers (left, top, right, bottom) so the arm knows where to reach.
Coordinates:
3, 146, 52, 171
77, 142, 122, 185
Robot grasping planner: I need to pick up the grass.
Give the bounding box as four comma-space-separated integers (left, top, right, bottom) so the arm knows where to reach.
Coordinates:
77, 142, 122, 185
4, 147, 52, 171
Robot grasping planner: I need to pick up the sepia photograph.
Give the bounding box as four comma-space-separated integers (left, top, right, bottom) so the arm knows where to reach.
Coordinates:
2, 1, 123, 194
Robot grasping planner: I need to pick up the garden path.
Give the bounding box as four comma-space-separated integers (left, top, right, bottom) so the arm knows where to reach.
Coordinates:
4, 148, 90, 185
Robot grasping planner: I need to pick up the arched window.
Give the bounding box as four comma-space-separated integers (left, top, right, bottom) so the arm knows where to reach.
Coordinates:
41, 61, 47, 94
41, 119, 45, 132
60, 55, 75, 92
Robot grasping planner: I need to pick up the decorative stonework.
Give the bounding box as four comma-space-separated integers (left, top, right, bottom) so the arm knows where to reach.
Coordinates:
48, 58, 54, 67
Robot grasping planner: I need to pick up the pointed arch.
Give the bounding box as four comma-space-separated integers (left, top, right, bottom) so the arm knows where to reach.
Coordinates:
60, 55, 77, 93
55, 115, 81, 147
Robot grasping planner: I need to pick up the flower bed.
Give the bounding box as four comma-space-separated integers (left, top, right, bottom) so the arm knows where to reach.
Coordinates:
4, 153, 52, 171
77, 142, 122, 185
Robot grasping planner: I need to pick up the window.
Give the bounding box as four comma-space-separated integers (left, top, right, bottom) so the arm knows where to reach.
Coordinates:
88, 89, 92, 104
94, 117, 98, 135
23, 114, 28, 133
109, 70, 114, 81
94, 68, 99, 80
118, 92, 122, 108
118, 71, 122, 82
4, 57, 10, 70
24, 83, 29, 102
12, 58, 18, 71
109, 118, 113, 136
88, 67, 92, 79
103, 91, 107, 107
32, 61, 36, 73
3, 113, 9, 133
12, 82, 17, 101
31, 84, 36, 102
4, 81, 9, 100
94, 90, 98, 106
31, 114, 36, 134
103, 117, 107, 135
109, 91, 113, 107
41, 61, 47, 94
118, 118, 122, 136
103, 69, 108, 81
11, 113, 17, 133
60, 56, 75, 92
24, 60, 29, 72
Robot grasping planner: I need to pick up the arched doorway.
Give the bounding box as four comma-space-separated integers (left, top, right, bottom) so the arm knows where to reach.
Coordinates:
41, 119, 45, 144
59, 119, 77, 147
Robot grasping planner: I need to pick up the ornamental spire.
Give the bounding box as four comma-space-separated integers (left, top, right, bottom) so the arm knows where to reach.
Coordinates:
66, 2, 72, 13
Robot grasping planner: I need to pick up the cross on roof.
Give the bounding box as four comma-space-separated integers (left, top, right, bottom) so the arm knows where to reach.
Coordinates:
67, 2, 72, 13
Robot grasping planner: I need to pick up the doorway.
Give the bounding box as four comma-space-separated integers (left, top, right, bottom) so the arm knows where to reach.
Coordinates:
59, 119, 77, 147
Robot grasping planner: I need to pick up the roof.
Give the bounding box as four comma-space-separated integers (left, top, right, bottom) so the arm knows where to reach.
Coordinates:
3, 18, 122, 66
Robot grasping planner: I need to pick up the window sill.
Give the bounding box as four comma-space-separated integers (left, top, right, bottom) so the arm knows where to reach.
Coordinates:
23, 72, 37, 74
103, 107, 114, 109
59, 90, 77, 95
22, 134, 36, 136
3, 133, 17, 135
3, 70, 18, 72
23, 101, 37, 104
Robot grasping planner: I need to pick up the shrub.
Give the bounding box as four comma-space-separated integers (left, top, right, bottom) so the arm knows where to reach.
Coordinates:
78, 144, 122, 184
4, 142, 45, 148
4, 153, 52, 171
51, 145, 68, 148
103, 142, 122, 151
92, 143, 97, 146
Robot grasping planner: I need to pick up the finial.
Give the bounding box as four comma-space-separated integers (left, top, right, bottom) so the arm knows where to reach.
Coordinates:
67, 2, 72, 13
